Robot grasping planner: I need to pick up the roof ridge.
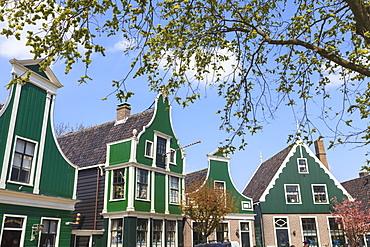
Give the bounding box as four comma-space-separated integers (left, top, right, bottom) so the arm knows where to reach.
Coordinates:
58, 109, 154, 138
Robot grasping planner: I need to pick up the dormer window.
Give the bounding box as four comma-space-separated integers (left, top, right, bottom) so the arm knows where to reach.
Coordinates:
298, 158, 308, 173
11, 138, 37, 184
156, 136, 167, 168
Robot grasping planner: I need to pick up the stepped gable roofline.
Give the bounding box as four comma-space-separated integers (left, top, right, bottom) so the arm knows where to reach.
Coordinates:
10, 58, 63, 94
242, 146, 291, 202
57, 109, 154, 168
185, 168, 208, 192
342, 174, 370, 210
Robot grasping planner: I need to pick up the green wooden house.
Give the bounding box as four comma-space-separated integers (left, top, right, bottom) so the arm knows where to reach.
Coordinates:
58, 94, 186, 246
0, 59, 78, 247
243, 140, 351, 247
103, 94, 185, 247
184, 150, 254, 247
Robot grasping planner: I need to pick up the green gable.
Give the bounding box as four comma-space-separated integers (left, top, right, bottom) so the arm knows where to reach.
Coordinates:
259, 143, 350, 214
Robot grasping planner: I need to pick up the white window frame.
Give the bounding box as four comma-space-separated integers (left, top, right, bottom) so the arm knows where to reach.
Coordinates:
0, 214, 27, 247
169, 149, 176, 165
111, 168, 126, 201
241, 201, 252, 211
136, 168, 150, 201
285, 184, 302, 204
153, 131, 171, 169
136, 218, 149, 247
312, 184, 329, 204
38, 217, 61, 247
109, 218, 123, 247
214, 180, 226, 191
216, 221, 230, 243
300, 216, 320, 247
297, 158, 309, 174
152, 219, 163, 247
327, 216, 346, 247
9, 136, 38, 186
170, 176, 180, 204
145, 140, 153, 158
166, 220, 177, 247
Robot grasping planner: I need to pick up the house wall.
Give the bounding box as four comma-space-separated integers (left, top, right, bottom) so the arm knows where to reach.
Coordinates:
262, 214, 333, 247
183, 219, 255, 247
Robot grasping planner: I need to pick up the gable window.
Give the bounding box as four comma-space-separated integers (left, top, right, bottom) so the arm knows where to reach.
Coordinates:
110, 219, 123, 247
285, 184, 301, 203
40, 218, 59, 247
215, 181, 225, 191
137, 219, 148, 247
169, 149, 176, 164
11, 138, 36, 183
166, 221, 176, 247
136, 169, 149, 200
216, 223, 229, 243
112, 169, 125, 199
145, 141, 153, 158
1, 215, 26, 247
152, 220, 162, 247
301, 218, 318, 247
170, 176, 180, 204
298, 158, 308, 173
312, 185, 328, 204
328, 218, 345, 247
156, 136, 167, 168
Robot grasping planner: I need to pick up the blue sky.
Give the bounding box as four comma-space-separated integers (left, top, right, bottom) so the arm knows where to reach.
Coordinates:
0, 36, 367, 192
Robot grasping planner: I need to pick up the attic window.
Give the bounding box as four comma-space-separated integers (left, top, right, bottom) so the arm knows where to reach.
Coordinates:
298, 158, 308, 173
215, 181, 225, 191
156, 136, 167, 168
169, 149, 176, 165
312, 185, 328, 204
11, 138, 37, 184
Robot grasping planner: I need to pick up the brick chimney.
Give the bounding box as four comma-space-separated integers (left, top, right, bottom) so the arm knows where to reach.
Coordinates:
359, 171, 369, 178
116, 102, 131, 122
314, 139, 329, 170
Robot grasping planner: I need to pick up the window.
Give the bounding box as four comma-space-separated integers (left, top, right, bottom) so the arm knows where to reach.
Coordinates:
215, 181, 225, 191
312, 185, 328, 203
169, 149, 176, 164
216, 223, 229, 243
240, 222, 249, 232
166, 221, 176, 247
298, 158, 308, 173
170, 176, 180, 204
145, 141, 153, 158
113, 169, 125, 199
192, 222, 202, 246
329, 218, 345, 247
137, 219, 148, 247
110, 219, 123, 247
1, 215, 26, 247
11, 138, 36, 183
301, 218, 318, 247
156, 136, 167, 168
285, 184, 301, 203
136, 169, 149, 200
152, 220, 162, 247
40, 219, 59, 247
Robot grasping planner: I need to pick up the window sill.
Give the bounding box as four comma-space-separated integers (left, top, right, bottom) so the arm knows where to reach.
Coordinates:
7, 180, 33, 187
110, 198, 126, 202
135, 198, 150, 202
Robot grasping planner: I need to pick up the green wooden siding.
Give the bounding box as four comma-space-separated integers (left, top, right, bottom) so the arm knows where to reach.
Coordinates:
109, 141, 132, 166
39, 119, 75, 198
154, 172, 166, 213
261, 145, 348, 214
208, 159, 253, 213
0, 88, 14, 168
0, 203, 73, 247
